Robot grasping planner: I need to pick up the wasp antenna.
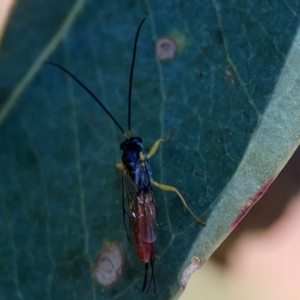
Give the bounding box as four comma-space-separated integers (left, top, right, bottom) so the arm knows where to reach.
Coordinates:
45, 62, 125, 135
127, 18, 146, 132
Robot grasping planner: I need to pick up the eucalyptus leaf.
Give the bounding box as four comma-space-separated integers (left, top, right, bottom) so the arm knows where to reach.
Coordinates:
1, 1, 300, 299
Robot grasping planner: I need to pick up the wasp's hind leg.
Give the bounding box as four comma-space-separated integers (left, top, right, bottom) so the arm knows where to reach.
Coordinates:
147, 136, 171, 159
151, 180, 206, 226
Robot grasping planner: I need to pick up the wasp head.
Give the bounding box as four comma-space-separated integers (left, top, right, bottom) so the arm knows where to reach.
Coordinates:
120, 137, 143, 151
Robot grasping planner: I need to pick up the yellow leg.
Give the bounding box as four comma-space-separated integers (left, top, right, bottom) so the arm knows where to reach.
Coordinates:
147, 137, 170, 159
151, 180, 205, 226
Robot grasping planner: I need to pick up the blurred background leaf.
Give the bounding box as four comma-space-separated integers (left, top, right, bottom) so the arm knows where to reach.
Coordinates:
1, 1, 300, 299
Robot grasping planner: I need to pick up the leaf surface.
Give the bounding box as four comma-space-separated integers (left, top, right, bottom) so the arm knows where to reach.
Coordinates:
1, 1, 300, 299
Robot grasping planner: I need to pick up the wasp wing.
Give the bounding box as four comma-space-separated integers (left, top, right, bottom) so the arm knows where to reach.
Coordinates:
121, 170, 137, 245
133, 193, 158, 244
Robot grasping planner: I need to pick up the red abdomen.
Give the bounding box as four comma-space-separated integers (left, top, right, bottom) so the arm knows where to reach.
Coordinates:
134, 218, 153, 263
133, 195, 157, 263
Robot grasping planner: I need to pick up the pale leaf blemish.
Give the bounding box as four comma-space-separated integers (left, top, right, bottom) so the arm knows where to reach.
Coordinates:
93, 243, 123, 287
226, 64, 235, 85
180, 257, 205, 289
230, 176, 276, 230
191, 256, 201, 265
156, 37, 177, 60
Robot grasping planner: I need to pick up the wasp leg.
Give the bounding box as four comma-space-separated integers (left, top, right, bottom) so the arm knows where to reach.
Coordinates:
151, 180, 205, 226
147, 136, 171, 159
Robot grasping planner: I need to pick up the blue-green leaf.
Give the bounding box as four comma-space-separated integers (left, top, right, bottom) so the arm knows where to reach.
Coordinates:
1, 1, 300, 299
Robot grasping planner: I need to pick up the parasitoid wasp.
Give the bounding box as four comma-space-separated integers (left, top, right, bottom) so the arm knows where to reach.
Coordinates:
45, 18, 205, 294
